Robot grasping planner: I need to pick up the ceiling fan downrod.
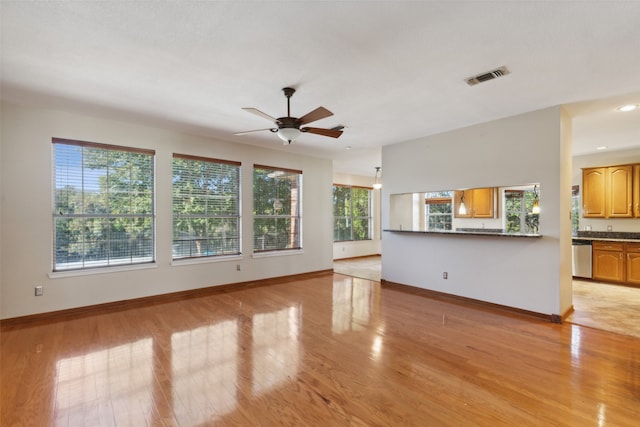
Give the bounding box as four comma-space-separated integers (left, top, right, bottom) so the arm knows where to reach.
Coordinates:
283, 87, 295, 117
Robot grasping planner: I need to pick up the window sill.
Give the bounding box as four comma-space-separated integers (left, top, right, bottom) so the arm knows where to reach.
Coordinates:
171, 254, 243, 267
49, 262, 158, 279
252, 249, 304, 259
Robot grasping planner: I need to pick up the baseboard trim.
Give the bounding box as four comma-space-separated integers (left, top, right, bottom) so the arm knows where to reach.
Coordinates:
380, 279, 560, 323
333, 254, 381, 261
1, 269, 334, 329
560, 305, 575, 322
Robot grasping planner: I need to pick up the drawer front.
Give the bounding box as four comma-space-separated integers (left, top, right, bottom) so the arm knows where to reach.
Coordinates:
626, 243, 640, 253
592, 241, 625, 251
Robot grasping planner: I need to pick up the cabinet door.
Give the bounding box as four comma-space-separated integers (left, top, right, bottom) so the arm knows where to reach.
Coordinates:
453, 190, 472, 218
582, 167, 606, 217
472, 188, 495, 218
634, 165, 640, 217
593, 249, 625, 282
627, 244, 640, 285
607, 165, 633, 217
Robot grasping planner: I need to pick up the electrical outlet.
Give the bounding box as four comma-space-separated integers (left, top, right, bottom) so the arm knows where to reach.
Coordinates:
35, 286, 44, 296
236, 264, 241, 271
443, 272, 448, 280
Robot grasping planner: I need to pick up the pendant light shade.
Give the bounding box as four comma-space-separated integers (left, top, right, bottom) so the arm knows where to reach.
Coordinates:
458, 191, 467, 215
532, 185, 540, 214
373, 167, 382, 189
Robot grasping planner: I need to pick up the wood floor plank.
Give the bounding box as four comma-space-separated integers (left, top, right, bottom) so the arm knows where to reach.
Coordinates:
2, 273, 639, 426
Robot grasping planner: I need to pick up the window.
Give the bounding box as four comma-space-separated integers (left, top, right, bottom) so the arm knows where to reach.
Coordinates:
53, 138, 155, 271
333, 185, 372, 241
425, 191, 453, 230
253, 165, 302, 252
504, 188, 539, 233
572, 185, 580, 233
172, 154, 241, 259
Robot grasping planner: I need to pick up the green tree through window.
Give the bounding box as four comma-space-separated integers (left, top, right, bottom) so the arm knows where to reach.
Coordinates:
53, 138, 155, 271
172, 154, 241, 259
333, 185, 372, 241
253, 166, 302, 252
425, 191, 453, 230
504, 189, 539, 233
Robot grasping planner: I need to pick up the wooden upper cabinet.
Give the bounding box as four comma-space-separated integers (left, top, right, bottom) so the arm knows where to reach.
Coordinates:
453, 188, 496, 218
582, 167, 606, 217
472, 187, 496, 218
607, 165, 633, 217
634, 165, 640, 217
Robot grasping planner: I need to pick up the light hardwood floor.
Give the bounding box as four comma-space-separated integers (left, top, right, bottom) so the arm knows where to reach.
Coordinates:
2, 271, 639, 426
335, 255, 640, 339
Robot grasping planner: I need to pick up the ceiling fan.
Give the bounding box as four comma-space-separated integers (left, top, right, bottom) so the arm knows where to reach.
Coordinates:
234, 87, 343, 145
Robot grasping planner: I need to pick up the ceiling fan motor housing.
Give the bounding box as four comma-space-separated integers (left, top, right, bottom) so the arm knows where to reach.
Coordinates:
277, 116, 300, 129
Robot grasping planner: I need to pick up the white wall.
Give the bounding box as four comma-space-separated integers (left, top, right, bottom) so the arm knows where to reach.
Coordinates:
332, 172, 381, 259
381, 106, 573, 317
573, 147, 640, 232
0, 102, 334, 319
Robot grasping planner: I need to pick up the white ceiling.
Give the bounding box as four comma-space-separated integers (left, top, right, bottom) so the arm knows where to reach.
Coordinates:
2, 1, 640, 177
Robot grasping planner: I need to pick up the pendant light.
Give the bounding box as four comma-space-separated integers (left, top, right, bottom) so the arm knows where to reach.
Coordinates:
532, 185, 540, 214
458, 191, 467, 215
373, 167, 382, 190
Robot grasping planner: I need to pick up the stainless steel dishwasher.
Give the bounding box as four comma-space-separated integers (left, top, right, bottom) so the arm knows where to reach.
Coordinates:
572, 239, 592, 278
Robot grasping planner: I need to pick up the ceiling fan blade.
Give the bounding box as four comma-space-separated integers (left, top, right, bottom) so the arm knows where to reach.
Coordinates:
301, 127, 343, 138
299, 107, 333, 125
233, 128, 274, 136
242, 108, 278, 123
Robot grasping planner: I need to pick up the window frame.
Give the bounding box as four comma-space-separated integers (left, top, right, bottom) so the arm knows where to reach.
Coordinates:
424, 192, 453, 231
253, 165, 303, 253
172, 153, 242, 260
333, 184, 373, 242
52, 138, 156, 272
504, 189, 539, 233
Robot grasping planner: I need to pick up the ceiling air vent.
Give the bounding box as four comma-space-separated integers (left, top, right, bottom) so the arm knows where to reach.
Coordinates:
465, 66, 510, 86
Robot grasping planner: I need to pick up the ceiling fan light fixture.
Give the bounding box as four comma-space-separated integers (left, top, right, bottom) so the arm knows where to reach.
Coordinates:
277, 128, 301, 144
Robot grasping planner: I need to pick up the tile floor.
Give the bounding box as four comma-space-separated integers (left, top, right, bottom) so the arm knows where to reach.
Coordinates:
334, 255, 640, 339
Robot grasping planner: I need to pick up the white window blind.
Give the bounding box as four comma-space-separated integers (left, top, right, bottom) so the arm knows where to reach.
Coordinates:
172, 154, 241, 259
53, 138, 155, 271
253, 165, 302, 252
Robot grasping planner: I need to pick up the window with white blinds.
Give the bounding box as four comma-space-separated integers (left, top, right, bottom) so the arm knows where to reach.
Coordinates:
172, 154, 241, 259
253, 165, 302, 252
53, 138, 155, 271
333, 185, 372, 241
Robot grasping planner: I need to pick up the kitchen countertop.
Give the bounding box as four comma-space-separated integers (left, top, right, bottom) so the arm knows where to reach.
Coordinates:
573, 237, 640, 243
573, 231, 640, 243
384, 229, 541, 238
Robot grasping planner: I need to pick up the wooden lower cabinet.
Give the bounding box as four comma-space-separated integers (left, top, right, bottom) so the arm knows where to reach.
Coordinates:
592, 241, 640, 286
592, 242, 625, 283
627, 244, 640, 285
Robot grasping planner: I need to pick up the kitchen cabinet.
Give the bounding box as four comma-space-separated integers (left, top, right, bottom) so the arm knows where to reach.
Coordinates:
606, 165, 633, 217
582, 164, 636, 218
454, 188, 496, 218
634, 165, 640, 217
582, 167, 606, 217
626, 243, 640, 285
592, 241, 625, 283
